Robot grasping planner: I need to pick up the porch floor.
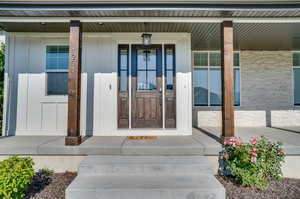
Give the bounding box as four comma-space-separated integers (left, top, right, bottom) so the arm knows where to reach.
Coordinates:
198, 126, 300, 155
0, 127, 299, 156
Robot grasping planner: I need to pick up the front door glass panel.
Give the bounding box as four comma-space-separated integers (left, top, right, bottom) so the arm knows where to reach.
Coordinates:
137, 49, 157, 90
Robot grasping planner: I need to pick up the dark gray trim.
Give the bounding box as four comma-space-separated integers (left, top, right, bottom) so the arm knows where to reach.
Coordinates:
1, 5, 300, 10
1, 0, 300, 6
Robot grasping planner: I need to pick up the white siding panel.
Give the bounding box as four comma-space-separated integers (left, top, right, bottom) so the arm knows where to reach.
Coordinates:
9, 33, 192, 136
80, 73, 87, 133
16, 74, 28, 130
57, 103, 67, 131
99, 73, 117, 133
176, 38, 192, 132
93, 73, 101, 133
41, 103, 56, 130
15, 37, 28, 131
27, 74, 43, 130
84, 37, 102, 135
28, 37, 43, 74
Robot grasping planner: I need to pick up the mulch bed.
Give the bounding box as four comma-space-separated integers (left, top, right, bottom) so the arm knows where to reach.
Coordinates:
23, 171, 300, 199
25, 171, 77, 199
216, 175, 300, 199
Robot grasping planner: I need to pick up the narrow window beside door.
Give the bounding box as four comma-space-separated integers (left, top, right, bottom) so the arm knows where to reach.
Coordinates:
164, 45, 176, 128
119, 48, 129, 91
118, 45, 129, 128
46, 45, 69, 95
165, 47, 175, 90
193, 51, 240, 106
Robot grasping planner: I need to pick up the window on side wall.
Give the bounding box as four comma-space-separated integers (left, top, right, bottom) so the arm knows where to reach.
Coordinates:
293, 52, 300, 105
193, 51, 240, 106
46, 45, 69, 95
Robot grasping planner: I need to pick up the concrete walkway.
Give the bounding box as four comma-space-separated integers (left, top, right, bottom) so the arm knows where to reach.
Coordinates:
0, 130, 217, 156
0, 127, 299, 155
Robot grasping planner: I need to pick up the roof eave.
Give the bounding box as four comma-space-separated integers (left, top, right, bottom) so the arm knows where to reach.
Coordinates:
1, 0, 300, 6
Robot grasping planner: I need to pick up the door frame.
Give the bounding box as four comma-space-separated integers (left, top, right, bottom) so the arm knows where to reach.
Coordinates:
131, 44, 163, 128
117, 42, 178, 130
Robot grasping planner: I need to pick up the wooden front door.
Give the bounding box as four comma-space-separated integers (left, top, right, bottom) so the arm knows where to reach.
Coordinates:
131, 45, 162, 128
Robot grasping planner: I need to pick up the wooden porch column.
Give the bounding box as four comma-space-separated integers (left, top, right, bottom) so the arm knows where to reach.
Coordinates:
65, 20, 82, 146
221, 21, 235, 142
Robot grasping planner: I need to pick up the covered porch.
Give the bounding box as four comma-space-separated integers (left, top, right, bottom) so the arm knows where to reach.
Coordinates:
0, 127, 299, 177
1, 127, 300, 155
1, 6, 300, 146
0, 127, 299, 156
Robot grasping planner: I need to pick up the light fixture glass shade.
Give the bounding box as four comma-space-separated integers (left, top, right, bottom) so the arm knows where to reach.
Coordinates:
141, 33, 152, 46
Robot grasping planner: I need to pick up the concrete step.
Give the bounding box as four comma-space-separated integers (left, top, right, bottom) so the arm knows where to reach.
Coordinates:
66, 156, 225, 199
79, 156, 213, 176
66, 175, 225, 199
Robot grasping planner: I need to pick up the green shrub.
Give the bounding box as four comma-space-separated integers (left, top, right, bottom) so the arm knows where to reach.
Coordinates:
222, 136, 286, 190
38, 168, 54, 176
0, 156, 35, 199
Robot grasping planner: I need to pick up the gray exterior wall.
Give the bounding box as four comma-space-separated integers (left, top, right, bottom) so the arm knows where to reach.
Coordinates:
193, 50, 300, 127
5, 32, 192, 136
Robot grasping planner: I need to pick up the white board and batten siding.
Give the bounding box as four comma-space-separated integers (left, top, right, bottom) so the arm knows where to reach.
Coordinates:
4, 32, 192, 136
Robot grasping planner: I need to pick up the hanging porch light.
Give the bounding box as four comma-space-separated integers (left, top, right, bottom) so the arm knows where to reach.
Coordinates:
141, 33, 152, 46
141, 23, 152, 46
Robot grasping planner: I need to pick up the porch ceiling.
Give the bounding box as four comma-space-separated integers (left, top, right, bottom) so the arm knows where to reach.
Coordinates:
0, 9, 300, 18
2, 22, 300, 50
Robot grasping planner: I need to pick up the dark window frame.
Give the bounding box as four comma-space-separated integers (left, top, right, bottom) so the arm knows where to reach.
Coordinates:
118, 45, 129, 91
164, 44, 176, 90
46, 45, 69, 96
293, 52, 300, 105
193, 51, 240, 107
131, 45, 162, 91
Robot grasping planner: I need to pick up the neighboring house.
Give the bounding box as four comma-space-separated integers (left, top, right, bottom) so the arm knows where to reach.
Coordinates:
0, 0, 300, 146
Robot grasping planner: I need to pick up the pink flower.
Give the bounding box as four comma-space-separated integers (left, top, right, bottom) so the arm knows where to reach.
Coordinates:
250, 136, 259, 145
223, 154, 229, 159
227, 137, 243, 147
223, 141, 228, 145
251, 148, 257, 157
278, 151, 286, 156
250, 156, 257, 163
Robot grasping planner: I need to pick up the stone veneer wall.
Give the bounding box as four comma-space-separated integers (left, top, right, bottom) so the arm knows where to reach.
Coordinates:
193, 51, 300, 127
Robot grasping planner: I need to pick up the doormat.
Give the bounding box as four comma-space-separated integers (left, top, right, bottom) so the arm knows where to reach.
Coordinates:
127, 136, 158, 140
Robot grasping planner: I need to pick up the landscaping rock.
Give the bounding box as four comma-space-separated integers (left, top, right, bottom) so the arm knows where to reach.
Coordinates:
25, 172, 77, 199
